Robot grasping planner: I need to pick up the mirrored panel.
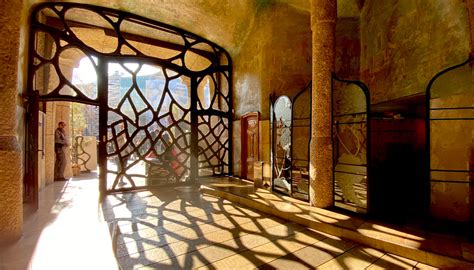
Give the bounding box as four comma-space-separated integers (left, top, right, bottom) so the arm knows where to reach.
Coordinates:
291, 85, 311, 200
428, 59, 474, 222
272, 96, 292, 195
332, 78, 369, 213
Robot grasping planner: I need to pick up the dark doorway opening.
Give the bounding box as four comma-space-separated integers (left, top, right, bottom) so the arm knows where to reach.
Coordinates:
370, 94, 427, 222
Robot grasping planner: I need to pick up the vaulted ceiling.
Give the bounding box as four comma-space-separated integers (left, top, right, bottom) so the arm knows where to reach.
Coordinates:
27, 0, 362, 56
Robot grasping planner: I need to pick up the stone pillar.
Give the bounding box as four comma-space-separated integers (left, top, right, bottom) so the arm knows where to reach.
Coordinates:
0, 0, 24, 242
309, 0, 336, 208
467, 0, 474, 59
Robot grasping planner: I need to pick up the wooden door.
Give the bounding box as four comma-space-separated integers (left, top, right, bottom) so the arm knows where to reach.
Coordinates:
241, 112, 260, 180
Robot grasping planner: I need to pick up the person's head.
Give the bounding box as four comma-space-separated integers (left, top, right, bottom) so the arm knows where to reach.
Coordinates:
58, 121, 66, 129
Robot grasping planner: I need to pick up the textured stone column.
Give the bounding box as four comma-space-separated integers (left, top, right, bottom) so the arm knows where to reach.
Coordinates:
309, 0, 336, 208
0, 0, 24, 242
468, 0, 474, 59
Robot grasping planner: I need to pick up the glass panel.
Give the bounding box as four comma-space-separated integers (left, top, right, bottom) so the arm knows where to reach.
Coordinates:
71, 56, 98, 100
197, 75, 214, 110
428, 60, 474, 222
65, 8, 118, 53
33, 63, 60, 94
184, 43, 214, 72
332, 79, 368, 213
35, 30, 57, 60
291, 86, 311, 200
198, 115, 229, 177
106, 62, 191, 190
31, 3, 232, 192
272, 96, 292, 195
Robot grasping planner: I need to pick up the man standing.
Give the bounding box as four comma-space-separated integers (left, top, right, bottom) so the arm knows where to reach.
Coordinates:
55, 121, 69, 181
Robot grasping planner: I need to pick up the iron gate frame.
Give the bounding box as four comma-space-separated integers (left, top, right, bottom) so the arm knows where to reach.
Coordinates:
270, 82, 312, 201
425, 57, 474, 217
331, 74, 371, 214
26, 2, 233, 195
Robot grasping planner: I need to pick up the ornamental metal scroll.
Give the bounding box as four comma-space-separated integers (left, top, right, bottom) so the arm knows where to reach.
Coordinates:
28, 3, 232, 193
426, 58, 474, 221
72, 135, 92, 172
332, 75, 370, 214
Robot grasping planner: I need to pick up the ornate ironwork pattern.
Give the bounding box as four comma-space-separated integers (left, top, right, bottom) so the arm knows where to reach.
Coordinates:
72, 135, 92, 172
270, 83, 311, 201
28, 3, 232, 192
331, 75, 370, 214
290, 83, 311, 201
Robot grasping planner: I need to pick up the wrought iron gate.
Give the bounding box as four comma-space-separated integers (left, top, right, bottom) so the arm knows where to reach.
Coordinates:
270, 83, 311, 200
332, 75, 370, 214
28, 3, 232, 194
426, 58, 474, 221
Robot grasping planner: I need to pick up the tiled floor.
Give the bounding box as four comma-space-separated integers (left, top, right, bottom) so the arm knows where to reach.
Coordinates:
103, 180, 437, 269
0, 173, 118, 270
1, 174, 437, 269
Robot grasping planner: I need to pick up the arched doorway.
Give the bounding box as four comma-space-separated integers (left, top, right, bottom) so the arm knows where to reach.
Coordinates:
25, 3, 232, 203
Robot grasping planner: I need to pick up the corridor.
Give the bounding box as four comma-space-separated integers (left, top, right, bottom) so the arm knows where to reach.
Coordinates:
0, 173, 436, 269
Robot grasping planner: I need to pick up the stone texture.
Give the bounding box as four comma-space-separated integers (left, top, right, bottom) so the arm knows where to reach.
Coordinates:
469, 0, 474, 56
309, 0, 336, 208
360, 0, 470, 104
0, 138, 22, 242
335, 17, 360, 79
233, 2, 312, 120
0, 0, 24, 242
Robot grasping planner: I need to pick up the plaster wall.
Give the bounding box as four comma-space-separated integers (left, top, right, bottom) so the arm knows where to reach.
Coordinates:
360, 0, 470, 104
335, 17, 360, 79
360, 0, 473, 222
232, 3, 311, 180
233, 2, 312, 120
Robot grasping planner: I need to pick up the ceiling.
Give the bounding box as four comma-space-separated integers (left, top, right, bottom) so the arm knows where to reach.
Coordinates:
28, 0, 362, 56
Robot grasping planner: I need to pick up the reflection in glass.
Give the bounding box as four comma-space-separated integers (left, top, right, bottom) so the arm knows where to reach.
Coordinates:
428, 59, 474, 221
291, 86, 311, 200
272, 96, 292, 194
332, 79, 368, 213
105, 62, 191, 189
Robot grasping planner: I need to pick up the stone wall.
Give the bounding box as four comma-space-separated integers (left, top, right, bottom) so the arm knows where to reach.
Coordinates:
233, 2, 312, 120
0, 0, 24, 242
360, 0, 470, 104
232, 2, 312, 178
359, 0, 473, 222
335, 17, 360, 79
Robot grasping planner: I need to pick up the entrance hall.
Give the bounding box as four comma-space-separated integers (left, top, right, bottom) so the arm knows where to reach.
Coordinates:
1, 175, 438, 269
0, 1, 473, 269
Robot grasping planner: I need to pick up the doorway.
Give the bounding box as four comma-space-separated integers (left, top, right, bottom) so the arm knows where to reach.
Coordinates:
25, 3, 232, 200
370, 94, 427, 221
